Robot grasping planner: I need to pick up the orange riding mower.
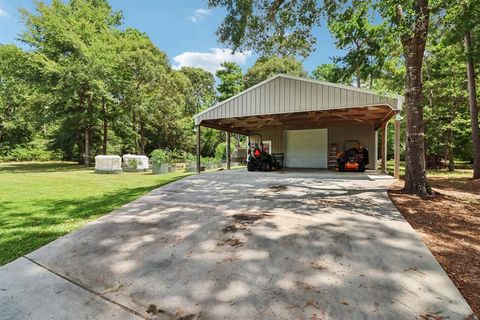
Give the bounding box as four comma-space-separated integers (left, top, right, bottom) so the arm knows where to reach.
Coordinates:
336, 140, 369, 172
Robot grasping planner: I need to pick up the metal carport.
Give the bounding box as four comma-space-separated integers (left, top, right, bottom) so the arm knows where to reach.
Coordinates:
193, 74, 403, 176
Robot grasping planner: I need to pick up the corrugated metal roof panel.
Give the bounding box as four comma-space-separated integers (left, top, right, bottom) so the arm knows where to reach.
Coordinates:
194, 74, 404, 125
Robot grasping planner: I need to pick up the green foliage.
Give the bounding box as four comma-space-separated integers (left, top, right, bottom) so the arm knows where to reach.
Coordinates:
215, 142, 226, 161
216, 61, 244, 101
127, 158, 139, 169
168, 149, 195, 163
200, 127, 222, 157
0, 44, 46, 151
209, 0, 322, 58
244, 56, 307, 88
0, 137, 63, 162
179, 66, 216, 116
311, 63, 352, 84
150, 149, 171, 164
324, 0, 388, 88
0, 0, 204, 163
200, 156, 222, 167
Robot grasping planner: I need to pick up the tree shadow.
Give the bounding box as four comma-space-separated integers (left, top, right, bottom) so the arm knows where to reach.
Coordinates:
7, 171, 475, 319
0, 162, 85, 173
0, 181, 184, 266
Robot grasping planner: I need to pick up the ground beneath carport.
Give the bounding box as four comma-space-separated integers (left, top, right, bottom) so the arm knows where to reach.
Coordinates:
0, 170, 475, 320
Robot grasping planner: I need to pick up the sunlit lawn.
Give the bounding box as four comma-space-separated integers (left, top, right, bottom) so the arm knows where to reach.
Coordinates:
0, 162, 191, 265
386, 159, 474, 178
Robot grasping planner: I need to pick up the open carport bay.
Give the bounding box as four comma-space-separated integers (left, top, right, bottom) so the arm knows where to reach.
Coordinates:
0, 170, 475, 319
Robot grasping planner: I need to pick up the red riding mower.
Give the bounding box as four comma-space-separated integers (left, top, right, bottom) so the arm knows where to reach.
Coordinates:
247, 134, 281, 172
336, 140, 369, 172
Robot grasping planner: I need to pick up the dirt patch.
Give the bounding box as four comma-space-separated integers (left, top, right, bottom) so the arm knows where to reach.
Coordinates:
146, 304, 165, 315
232, 212, 271, 222
146, 305, 198, 319
175, 309, 198, 320
222, 212, 271, 234
218, 237, 244, 247
388, 178, 480, 317
268, 184, 288, 192
315, 199, 339, 206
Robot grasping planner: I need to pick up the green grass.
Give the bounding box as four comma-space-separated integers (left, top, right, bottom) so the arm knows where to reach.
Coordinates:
385, 160, 474, 178
386, 160, 406, 177
0, 162, 191, 265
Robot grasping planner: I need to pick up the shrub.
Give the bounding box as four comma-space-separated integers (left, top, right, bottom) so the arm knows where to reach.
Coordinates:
215, 142, 226, 161
201, 156, 221, 167
169, 150, 195, 163
150, 149, 171, 164
0, 138, 63, 162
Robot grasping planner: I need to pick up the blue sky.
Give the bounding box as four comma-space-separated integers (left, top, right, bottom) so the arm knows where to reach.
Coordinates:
0, 0, 341, 75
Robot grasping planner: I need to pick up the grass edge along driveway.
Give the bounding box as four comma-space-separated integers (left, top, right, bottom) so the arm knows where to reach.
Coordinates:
0, 162, 191, 265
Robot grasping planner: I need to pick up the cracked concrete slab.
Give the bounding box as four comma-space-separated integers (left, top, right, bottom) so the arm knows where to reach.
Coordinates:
0, 170, 475, 319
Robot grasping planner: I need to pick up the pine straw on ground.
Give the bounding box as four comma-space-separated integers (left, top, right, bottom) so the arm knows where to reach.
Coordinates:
388, 177, 480, 317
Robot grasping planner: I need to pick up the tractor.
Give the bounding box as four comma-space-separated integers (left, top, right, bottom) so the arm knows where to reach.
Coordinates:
336, 140, 369, 172
247, 134, 281, 171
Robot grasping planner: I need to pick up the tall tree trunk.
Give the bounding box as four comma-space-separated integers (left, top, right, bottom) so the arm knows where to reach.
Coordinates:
132, 110, 138, 154
102, 99, 108, 155
140, 121, 145, 155
464, 30, 480, 179
76, 129, 83, 164
448, 134, 455, 172
77, 88, 86, 164
446, 127, 455, 172
84, 94, 93, 167
399, 0, 432, 196
84, 128, 90, 167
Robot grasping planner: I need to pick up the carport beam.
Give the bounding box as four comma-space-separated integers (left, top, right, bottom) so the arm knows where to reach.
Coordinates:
196, 125, 201, 174
226, 131, 231, 170
381, 122, 388, 173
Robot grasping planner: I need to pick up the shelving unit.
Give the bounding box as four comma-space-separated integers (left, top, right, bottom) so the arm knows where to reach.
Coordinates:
329, 143, 338, 169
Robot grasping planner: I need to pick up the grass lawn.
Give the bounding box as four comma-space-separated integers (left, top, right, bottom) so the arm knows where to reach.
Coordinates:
0, 161, 191, 266
385, 159, 474, 178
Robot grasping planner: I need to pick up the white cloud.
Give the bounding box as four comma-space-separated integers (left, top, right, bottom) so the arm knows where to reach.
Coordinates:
189, 8, 211, 23
172, 48, 252, 74
0, 6, 9, 17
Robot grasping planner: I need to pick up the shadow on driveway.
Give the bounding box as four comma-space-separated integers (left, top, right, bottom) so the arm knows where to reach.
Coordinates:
0, 170, 475, 319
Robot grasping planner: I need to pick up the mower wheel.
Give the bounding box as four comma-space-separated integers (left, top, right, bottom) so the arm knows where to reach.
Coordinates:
338, 162, 345, 172
247, 162, 254, 171
358, 162, 366, 172
261, 162, 267, 171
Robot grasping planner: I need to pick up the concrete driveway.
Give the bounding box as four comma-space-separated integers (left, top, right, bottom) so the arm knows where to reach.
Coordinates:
0, 170, 475, 319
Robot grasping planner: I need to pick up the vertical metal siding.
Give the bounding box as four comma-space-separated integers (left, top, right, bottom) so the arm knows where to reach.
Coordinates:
327, 87, 333, 108
306, 83, 312, 109
251, 127, 285, 154
336, 88, 342, 108
276, 79, 280, 112
252, 88, 256, 115
346, 89, 353, 107
289, 78, 295, 108
321, 85, 327, 108
195, 76, 402, 123
312, 83, 317, 109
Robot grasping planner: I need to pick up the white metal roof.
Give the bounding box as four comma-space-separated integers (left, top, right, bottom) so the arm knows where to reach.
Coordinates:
194, 74, 403, 125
